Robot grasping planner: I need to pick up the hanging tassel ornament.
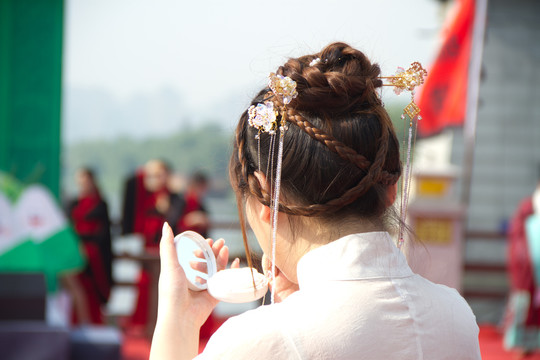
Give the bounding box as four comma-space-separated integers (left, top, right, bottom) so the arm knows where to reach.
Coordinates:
247, 72, 297, 304
380, 62, 427, 249
270, 125, 285, 304
397, 93, 419, 249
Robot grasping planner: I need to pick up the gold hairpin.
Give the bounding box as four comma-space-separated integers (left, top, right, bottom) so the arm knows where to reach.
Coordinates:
380, 62, 427, 121
380, 62, 427, 94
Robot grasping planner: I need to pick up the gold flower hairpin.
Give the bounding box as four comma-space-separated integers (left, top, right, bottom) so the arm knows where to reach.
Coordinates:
268, 73, 298, 106
380, 62, 427, 121
380, 62, 427, 94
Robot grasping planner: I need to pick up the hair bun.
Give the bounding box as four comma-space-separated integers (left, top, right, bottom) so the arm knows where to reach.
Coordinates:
277, 42, 382, 117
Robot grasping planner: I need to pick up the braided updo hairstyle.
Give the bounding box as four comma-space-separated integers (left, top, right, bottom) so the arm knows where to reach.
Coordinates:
230, 42, 401, 249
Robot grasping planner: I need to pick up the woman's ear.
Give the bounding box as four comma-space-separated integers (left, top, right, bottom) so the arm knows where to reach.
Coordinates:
386, 182, 398, 207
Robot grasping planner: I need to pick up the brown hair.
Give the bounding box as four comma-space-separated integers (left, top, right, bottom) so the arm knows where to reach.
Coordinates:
229, 42, 402, 263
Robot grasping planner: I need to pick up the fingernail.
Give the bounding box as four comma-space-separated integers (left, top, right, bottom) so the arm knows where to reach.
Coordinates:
162, 222, 168, 236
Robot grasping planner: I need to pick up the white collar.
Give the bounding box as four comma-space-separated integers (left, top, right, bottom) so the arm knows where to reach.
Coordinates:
296, 232, 413, 289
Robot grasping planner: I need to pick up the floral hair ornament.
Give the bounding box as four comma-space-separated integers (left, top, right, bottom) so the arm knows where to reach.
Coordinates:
247, 73, 298, 304
248, 102, 278, 135
380, 62, 427, 249
380, 62, 427, 121
268, 73, 298, 105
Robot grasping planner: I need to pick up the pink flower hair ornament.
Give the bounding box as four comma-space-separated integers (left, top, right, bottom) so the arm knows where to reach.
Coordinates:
247, 102, 278, 135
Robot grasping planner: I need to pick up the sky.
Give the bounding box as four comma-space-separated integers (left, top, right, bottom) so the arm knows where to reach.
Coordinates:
63, 0, 447, 141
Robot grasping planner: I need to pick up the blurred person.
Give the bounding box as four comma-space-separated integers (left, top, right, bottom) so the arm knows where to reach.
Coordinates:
66, 167, 112, 324
505, 180, 540, 355
122, 160, 183, 326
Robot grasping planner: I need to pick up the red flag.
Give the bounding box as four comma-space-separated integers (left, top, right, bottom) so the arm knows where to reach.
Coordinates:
416, 0, 475, 137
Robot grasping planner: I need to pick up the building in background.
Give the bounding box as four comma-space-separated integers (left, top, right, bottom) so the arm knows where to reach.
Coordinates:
452, 0, 540, 232
450, 0, 540, 322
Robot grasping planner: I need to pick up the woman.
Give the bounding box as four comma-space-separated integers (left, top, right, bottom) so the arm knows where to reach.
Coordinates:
151, 43, 481, 359
67, 167, 112, 324
122, 160, 184, 326
505, 181, 540, 354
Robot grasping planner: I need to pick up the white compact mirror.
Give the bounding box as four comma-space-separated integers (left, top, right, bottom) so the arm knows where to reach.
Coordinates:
174, 231, 268, 303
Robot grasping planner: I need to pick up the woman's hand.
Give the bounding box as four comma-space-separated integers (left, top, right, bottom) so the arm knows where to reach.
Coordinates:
151, 222, 239, 360
262, 254, 299, 303
157, 222, 240, 326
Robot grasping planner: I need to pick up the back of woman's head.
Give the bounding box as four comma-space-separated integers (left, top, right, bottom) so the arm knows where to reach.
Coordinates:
230, 42, 401, 223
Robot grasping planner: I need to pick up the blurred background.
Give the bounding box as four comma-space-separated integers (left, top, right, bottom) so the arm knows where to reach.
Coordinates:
59, 0, 444, 217
1, 0, 539, 359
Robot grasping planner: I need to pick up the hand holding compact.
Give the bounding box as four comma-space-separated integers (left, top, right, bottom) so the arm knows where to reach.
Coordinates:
175, 231, 268, 303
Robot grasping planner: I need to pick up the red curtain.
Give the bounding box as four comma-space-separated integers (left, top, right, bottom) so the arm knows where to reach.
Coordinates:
416, 0, 475, 137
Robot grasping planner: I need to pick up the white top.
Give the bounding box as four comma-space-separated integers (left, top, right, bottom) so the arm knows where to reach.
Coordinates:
196, 232, 481, 359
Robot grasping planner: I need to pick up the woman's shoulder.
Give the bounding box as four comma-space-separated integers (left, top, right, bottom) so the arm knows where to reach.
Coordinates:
406, 275, 480, 340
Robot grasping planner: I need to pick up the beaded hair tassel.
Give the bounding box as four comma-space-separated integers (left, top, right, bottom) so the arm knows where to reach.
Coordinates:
380, 62, 427, 249
247, 73, 297, 304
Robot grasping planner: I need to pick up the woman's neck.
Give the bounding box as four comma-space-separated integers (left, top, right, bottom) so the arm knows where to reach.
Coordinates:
303, 215, 385, 244
277, 215, 386, 283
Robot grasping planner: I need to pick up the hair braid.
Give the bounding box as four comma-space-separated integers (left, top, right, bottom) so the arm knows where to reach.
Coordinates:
285, 109, 372, 170
273, 113, 393, 217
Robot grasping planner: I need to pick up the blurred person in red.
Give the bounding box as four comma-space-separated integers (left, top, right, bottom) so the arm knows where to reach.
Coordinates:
505, 180, 540, 355
66, 167, 112, 324
122, 160, 183, 327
